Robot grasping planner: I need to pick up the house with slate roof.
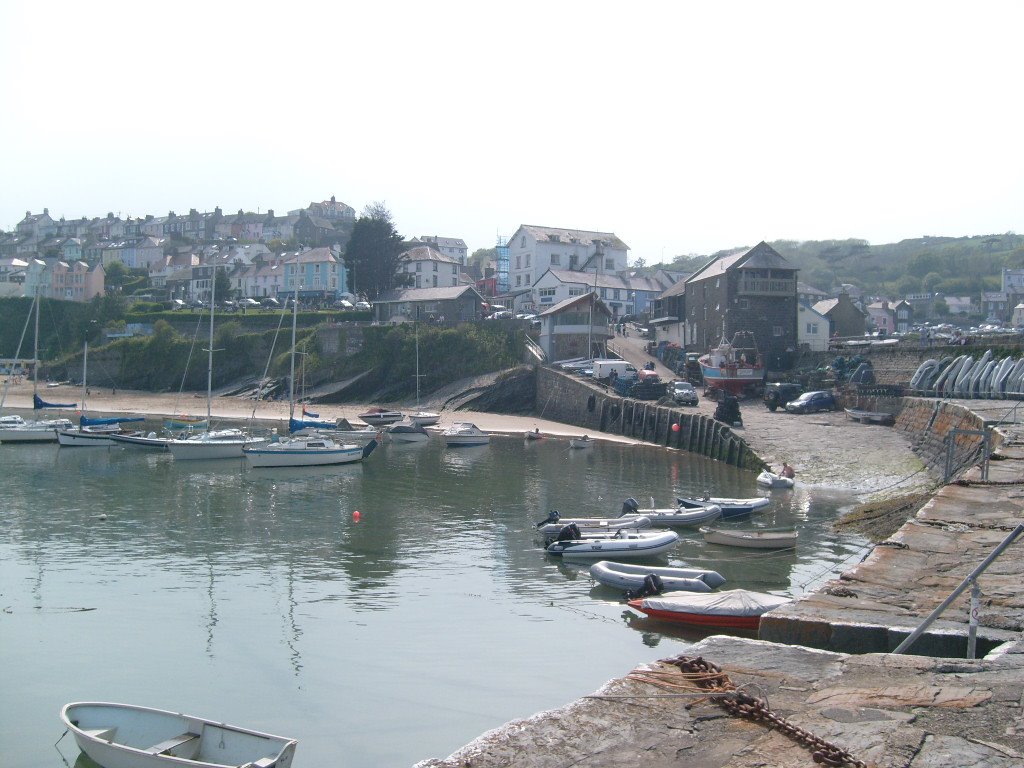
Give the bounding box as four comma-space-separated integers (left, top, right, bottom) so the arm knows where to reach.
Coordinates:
372, 285, 485, 323
506, 225, 628, 293
683, 241, 798, 370
399, 245, 462, 288
414, 235, 468, 265
812, 293, 866, 338
537, 293, 613, 361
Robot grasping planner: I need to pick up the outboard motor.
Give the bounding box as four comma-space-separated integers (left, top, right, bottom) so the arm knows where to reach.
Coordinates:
536, 510, 560, 528
619, 497, 640, 517
624, 573, 665, 600
555, 523, 582, 542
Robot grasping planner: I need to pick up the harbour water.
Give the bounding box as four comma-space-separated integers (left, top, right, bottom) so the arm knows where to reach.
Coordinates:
0, 435, 870, 767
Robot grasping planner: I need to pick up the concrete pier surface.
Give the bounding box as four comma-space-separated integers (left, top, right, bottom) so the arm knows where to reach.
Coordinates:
416, 635, 1023, 768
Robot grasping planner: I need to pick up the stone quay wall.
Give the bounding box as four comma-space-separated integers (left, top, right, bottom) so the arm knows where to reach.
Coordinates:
893, 397, 996, 478
536, 367, 762, 468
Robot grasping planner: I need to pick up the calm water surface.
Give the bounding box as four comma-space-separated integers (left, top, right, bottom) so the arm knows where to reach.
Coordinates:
0, 435, 869, 767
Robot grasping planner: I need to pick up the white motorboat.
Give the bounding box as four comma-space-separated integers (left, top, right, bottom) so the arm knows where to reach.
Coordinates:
244, 435, 377, 468
387, 419, 430, 443
620, 497, 723, 528
756, 470, 795, 489
443, 422, 490, 447
0, 417, 72, 443
167, 429, 268, 461
409, 411, 439, 427
676, 494, 770, 519
545, 528, 679, 560
589, 560, 727, 593
700, 526, 798, 549
569, 435, 593, 449
60, 701, 297, 768
358, 407, 404, 427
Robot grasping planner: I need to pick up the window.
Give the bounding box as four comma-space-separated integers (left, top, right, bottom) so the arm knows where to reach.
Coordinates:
806, 322, 818, 335
516, 256, 521, 269
525, 274, 530, 285
605, 258, 614, 270
773, 326, 783, 336
550, 253, 560, 266
516, 275, 521, 287
539, 287, 556, 297
433, 262, 438, 272
526, 254, 531, 267
416, 262, 422, 272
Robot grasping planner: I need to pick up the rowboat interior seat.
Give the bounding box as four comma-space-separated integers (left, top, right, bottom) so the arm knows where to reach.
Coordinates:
81, 727, 115, 741
145, 732, 199, 754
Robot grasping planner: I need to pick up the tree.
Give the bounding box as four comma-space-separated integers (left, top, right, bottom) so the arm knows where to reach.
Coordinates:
104, 260, 129, 293
214, 266, 231, 301
469, 247, 496, 271
343, 203, 407, 300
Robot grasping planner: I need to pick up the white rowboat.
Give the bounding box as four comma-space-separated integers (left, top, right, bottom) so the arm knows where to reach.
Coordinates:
700, 526, 798, 549
60, 701, 297, 768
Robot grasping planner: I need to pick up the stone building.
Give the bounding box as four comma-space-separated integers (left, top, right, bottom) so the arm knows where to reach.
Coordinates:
813, 292, 867, 338
682, 241, 798, 370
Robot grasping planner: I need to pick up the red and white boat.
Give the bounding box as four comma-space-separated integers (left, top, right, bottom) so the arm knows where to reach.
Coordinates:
697, 331, 765, 397
628, 588, 790, 630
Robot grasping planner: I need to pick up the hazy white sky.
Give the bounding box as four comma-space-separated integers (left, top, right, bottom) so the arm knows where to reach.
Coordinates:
2, 1, 1021, 262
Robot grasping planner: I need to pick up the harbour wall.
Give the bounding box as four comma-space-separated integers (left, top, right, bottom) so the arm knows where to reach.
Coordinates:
536, 367, 762, 469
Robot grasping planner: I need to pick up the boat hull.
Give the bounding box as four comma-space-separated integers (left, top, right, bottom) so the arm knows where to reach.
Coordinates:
0, 426, 60, 443
546, 530, 679, 560
60, 701, 297, 768
589, 560, 726, 592
108, 433, 173, 449
244, 442, 366, 468
628, 589, 790, 630
700, 526, 798, 549
756, 471, 794, 489
677, 495, 770, 518
57, 429, 118, 447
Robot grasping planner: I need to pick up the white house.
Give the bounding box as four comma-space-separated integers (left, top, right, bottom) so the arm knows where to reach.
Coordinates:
531, 268, 635, 319
399, 245, 462, 289
798, 302, 829, 351
506, 225, 628, 293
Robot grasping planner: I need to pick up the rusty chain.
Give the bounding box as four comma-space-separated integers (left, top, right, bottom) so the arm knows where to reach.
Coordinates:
630, 655, 867, 768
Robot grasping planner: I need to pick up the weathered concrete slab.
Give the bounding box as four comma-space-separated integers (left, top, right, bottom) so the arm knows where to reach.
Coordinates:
413, 636, 1024, 767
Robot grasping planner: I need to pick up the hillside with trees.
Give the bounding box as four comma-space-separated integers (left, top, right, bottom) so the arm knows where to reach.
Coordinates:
654, 233, 1024, 298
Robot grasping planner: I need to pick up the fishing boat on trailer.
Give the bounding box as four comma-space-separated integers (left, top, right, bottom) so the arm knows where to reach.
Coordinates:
628, 589, 791, 630
443, 422, 490, 447
676, 494, 770, 518
697, 330, 765, 398
700, 526, 798, 549
756, 470, 794, 489
59, 701, 297, 768
589, 560, 726, 593
545, 528, 679, 560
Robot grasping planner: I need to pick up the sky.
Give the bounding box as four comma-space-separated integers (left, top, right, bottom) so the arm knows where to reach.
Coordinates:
1, 1, 1022, 263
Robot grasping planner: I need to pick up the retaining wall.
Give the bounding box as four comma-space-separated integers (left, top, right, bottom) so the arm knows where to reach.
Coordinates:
536, 367, 762, 468
893, 397, 994, 477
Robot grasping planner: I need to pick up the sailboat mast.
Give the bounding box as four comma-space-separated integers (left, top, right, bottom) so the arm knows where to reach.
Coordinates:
33, 286, 41, 397
81, 340, 88, 413
288, 277, 299, 421
206, 265, 216, 425
415, 319, 420, 408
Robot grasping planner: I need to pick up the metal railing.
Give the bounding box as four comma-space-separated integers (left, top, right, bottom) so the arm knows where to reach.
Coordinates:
892, 524, 1023, 656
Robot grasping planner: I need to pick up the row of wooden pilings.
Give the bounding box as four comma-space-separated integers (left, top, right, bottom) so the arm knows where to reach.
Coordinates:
536, 367, 764, 469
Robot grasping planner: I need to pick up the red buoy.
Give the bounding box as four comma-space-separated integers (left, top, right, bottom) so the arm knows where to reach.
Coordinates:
352, 510, 361, 522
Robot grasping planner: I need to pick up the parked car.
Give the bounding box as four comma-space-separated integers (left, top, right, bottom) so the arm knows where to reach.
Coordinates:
261, 297, 281, 308
785, 390, 837, 414
487, 310, 513, 320
239, 298, 260, 308
763, 382, 803, 411
669, 380, 699, 406
354, 301, 372, 311
334, 299, 355, 310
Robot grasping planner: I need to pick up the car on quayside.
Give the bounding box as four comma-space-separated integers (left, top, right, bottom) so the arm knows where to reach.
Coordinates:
784, 390, 837, 414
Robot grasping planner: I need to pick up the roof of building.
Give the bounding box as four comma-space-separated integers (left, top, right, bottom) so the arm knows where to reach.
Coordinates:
538, 292, 610, 317
516, 225, 628, 251
401, 245, 462, 265
415, 235, 467, 249
686, 241, 794, 284
375, 285, 483, 303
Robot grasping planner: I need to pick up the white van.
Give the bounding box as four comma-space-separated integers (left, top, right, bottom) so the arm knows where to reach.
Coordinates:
591, 359, 638, 381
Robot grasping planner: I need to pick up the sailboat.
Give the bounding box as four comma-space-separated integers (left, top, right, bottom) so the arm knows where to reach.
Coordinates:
408, 315, 439, 427
0, 291, 75, 443
57, 341, 144, 447
244, 282, 377, 467
167, 269, 267, 461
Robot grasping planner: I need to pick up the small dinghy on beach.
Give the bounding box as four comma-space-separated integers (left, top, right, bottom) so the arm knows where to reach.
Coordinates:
59, 701, 297, 768
589, 560, 726, 593
756, 470, 794, 489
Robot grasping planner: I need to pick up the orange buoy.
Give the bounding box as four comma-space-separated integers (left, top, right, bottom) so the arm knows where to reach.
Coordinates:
672, 423, 680, 432
352, 510, 361, 522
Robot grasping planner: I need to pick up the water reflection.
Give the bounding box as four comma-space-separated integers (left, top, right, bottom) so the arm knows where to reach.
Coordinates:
2, 437, 871, 768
